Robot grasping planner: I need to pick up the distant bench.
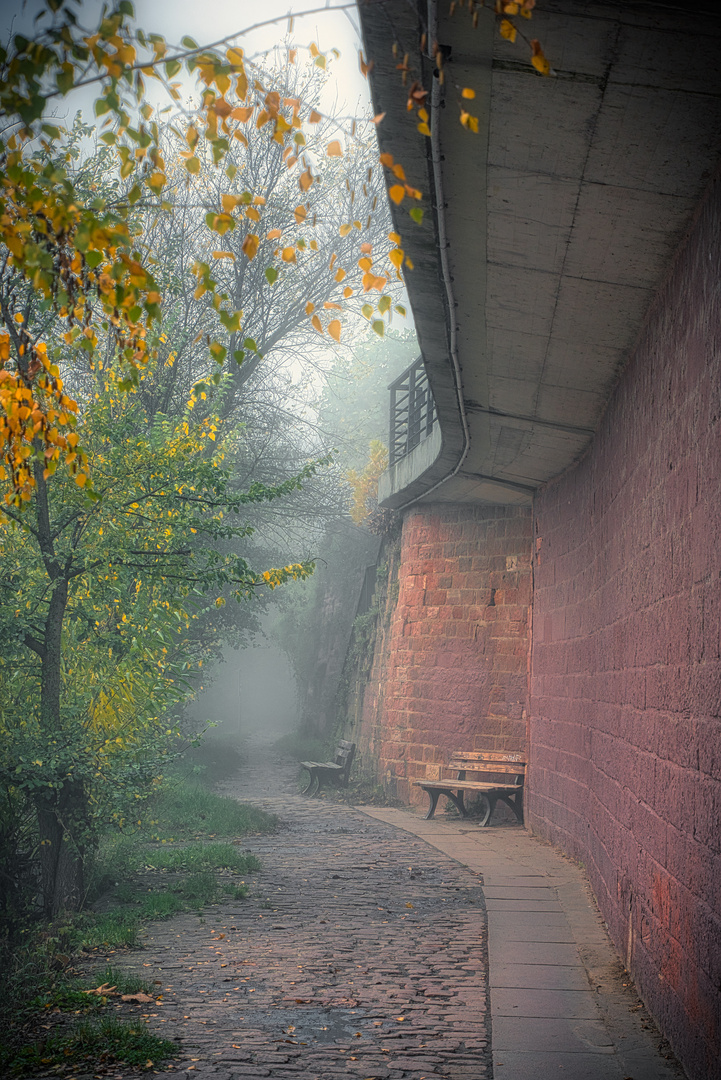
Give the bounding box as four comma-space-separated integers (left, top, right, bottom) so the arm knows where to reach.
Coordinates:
300, 740, 356, 796
412, 750, 526, 825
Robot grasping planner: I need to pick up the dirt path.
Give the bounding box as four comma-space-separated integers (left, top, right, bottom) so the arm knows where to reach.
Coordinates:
85, 741, 492, 1080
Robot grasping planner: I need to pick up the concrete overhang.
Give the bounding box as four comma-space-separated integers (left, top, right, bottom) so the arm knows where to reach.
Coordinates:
359, 0, 721, 507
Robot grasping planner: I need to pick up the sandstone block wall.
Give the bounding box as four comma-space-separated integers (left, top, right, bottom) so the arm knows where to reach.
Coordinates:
353, 504, 533, 805
530, 174, 721, 1079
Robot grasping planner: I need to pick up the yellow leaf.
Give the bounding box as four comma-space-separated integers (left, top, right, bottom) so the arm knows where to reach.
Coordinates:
389, 184, 405, 205
388, 231, 402, 244
460, 110, 479, 133
75, 473, 87, 487
389, 248, 404, 269
222, 194, 241, 212
294, 205, 307, 224
212, 251, 236, 260
343, 286, 353, 298
305, 302, 315, 315
503, 1, 519, 12
392, 163, 406, 180
531, 40, 551, 75
326, 140, 343, 157
339, 223, 352, 237
335, 268, 346, 282
417, 122, 431, 137
461, 87, 476, 99
311, 314, 323, 334
499, 18, 517, 43
328, 320, 341, 342
281, 247, 296, 263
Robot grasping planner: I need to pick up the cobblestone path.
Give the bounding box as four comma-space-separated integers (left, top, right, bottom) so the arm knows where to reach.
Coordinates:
97, 742, 492, 1080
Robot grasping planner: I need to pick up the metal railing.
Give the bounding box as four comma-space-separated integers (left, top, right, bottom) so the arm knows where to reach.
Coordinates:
388, 356, 437, 466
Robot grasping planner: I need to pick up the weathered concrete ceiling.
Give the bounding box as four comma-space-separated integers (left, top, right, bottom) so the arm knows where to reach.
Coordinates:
360, 0, 721, 507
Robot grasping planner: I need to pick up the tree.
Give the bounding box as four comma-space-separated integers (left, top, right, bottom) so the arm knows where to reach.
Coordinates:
0, 355, 321, 914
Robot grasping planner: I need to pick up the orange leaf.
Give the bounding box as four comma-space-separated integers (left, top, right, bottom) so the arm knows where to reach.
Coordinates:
281, 246, 296, 263
308, 109, 322, 123
388, 184, 405, 205
299, 168, 313, 191
241, 234, 259, 260
305, 302, 315, 315
360, 242, 372, 254
326, 140, 343, 157
266, 228, 282, 240
294, 205, 307, 224
392, 163, 406, 180
335, 268, 346, 282
389, 248, 404, 269
328, 319, 341, 342
231, 106, 253, 122
311, 314, 323, 333
379, 152, 394, 168
461, 87, 476, 99
343, 286, 353, 298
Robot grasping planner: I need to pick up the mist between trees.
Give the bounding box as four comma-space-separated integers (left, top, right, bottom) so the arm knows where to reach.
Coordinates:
0, 1, 418, 929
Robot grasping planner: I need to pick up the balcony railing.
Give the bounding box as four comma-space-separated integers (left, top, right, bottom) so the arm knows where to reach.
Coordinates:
389, 356, 437, 466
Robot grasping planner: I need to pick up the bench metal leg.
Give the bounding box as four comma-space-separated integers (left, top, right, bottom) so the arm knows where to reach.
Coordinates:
424, 789, 441, 819
477, 794, 493, 827
497, 790, 524, 823
300, 767, 318, 796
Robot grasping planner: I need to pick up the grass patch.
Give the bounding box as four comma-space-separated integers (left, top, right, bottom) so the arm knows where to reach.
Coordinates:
7, 1017, 177, 1075
144, 841, 261, 874
1, 747, 275, 1076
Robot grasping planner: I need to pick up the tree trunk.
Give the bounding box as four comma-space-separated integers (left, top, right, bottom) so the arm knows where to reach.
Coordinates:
32, 467, 87, 916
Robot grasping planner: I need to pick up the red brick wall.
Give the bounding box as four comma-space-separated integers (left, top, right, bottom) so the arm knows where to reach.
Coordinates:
354, 505, 532, 805
530, 175, 721, 1079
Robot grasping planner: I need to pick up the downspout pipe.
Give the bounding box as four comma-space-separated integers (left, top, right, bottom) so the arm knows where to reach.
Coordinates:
391, 0, 471, 512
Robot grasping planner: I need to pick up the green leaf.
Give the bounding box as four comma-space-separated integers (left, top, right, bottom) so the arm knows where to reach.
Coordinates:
94, 97, 111, 117
181, 36, 199, 50
243, 338, 257, 352
409, 207, 424, 224
264, 267, 278, 285
233, 350, 245, 365
85, 250, 103, 269
165, 59, 181, 78
372, 320, 385, 338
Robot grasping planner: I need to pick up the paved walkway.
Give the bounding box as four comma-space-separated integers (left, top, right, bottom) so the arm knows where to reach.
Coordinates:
359, 808, 684, 1080
89, 743, 683, 1080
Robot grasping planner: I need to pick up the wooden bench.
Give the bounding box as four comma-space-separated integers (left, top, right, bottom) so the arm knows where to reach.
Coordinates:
299, 740, 356, 796
412, 750, 526, 825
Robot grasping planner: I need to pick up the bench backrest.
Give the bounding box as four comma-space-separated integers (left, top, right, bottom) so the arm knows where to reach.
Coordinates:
450, 751, 526, 785
333, 740, 356, 784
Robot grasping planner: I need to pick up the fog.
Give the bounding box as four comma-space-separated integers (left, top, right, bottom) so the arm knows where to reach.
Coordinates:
187, 643, 299, 747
